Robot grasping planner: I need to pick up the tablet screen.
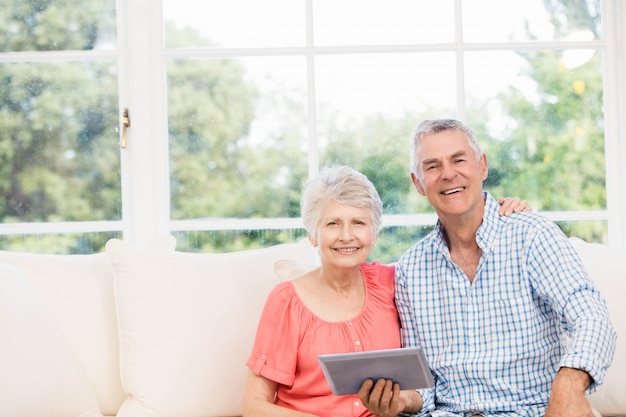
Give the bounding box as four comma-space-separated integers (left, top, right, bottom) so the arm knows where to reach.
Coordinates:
318, 347, 434, 396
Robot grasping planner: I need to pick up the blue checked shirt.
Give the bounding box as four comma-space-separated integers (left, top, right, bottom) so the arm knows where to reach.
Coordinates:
395, 192, 616, 417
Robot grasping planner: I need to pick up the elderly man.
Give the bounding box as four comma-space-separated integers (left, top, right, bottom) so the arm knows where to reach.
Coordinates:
359, 119, 616, 417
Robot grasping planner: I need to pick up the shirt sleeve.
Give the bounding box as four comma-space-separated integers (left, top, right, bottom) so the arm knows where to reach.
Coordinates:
395, 256, 435, 416
527, 223, 617, 391
246, 282, 301, 387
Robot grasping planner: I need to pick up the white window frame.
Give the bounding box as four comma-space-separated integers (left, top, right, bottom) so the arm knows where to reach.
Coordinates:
1, 0, 624, 251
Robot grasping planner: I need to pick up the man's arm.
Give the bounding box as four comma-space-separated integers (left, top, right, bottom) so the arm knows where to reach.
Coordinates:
358, 379, 423, 417
545, 367, 595, 417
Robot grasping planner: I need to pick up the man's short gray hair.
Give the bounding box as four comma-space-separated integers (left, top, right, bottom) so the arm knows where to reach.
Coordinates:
409, 119, 483, 176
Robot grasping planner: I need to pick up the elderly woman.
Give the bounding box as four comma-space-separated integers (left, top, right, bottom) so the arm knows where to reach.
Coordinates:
242, 165, 526, 417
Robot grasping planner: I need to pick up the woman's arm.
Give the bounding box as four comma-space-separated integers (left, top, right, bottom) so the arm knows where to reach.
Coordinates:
242, 370, 320, 417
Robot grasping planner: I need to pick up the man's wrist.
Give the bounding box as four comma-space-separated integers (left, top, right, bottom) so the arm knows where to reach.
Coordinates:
556, 367, 593, 391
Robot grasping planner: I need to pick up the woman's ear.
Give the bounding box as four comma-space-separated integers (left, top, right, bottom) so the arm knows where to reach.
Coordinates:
308, 233, 318, 247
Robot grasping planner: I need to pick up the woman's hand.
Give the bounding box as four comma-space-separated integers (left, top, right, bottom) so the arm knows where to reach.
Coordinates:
358, 378, 422, 417
498, 197, 531, 216
358, 379, 404, 417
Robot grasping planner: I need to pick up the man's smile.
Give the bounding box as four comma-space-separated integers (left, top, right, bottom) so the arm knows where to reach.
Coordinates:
441, 187, 465, 195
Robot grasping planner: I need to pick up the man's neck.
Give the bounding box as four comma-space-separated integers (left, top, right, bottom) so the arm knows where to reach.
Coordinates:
438, 204, 485, 283
438, 209, 483, 251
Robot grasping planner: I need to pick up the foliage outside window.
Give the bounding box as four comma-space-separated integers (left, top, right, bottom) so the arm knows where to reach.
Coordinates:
0, 0, 614, 262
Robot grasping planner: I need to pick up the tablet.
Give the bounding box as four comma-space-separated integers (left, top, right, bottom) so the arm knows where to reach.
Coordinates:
318, 347, 434, 396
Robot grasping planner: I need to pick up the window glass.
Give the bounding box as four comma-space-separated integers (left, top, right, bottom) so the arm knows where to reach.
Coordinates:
465, 47, 605, 210
462, 0, 601, 42
0, 232, 121, 253
314, 52, 457, 215
173, 229, 308, 253
313, 0, 454, 46
0, 0, 615, 254
163, 0, 305, 48
0, 0, 119, 253
1, 0, 116, 52
464, 48, 605, 241
0, 61, 121, 222
167, 56, 308, 220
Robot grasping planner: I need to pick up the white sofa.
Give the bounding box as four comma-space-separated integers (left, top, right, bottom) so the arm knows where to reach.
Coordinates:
0, 236, 623, 417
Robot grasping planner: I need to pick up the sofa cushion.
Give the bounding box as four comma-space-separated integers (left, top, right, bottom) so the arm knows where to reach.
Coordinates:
570, 237, 626, 416
106, 237, 318, 417
0, 250, 125, 416
274, 258, 317, 281
0, 263, 101, 417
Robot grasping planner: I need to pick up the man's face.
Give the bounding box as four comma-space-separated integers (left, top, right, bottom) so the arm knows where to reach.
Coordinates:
411, 129, 488, 219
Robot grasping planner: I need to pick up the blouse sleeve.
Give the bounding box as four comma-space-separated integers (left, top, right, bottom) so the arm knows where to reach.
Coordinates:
246, 281, 302, 387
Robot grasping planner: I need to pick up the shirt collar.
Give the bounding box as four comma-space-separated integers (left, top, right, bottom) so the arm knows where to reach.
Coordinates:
433, 191, 499, 254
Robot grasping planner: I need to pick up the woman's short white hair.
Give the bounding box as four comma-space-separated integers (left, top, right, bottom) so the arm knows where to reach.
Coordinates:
300, 165, 383, 238
409, 119, 483, 177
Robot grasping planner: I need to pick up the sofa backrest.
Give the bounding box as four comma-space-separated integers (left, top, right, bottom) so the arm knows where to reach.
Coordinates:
0, 250, 125, 416
570, 237, 626, 416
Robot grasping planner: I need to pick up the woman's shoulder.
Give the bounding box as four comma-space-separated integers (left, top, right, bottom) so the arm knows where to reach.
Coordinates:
265, 280, 298, 305
361, 260, 395, 276
361, 261, 395, 289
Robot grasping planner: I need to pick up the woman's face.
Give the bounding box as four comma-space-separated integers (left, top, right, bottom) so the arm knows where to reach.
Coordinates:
313, 200, 376, 270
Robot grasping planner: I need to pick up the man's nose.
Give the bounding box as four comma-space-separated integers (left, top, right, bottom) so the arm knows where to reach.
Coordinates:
440, 162, 457, 179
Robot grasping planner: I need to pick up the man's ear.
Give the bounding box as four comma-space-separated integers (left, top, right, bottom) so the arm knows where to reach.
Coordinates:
480, 153, 489, 181
411, 172, 426, 196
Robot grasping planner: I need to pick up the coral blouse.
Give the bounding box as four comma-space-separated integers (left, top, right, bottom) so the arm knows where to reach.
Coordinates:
246, 261, 401, 417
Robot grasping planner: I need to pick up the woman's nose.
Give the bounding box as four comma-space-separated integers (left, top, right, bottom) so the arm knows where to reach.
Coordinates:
339, 225, 353, 240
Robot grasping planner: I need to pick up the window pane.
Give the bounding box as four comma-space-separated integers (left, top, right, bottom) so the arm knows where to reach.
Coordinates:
464, 49, 605, 212
0, 231, 121, 254
462, 0, 601, 42
1, 0, 117, 52
373, 225, 434, 264
163, 0, 305, 48
0, 61, 121, 223
313, 0, 454, 46
167, 56, 308, 220
173, 229, 308, 252
555, 221, 607, 244
315, 52, 456, 215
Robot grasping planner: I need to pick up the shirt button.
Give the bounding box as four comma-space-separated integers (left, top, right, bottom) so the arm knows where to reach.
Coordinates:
355, 341, 361, 346
260, 354, 266, 360
347, 322, 353, 327
354, 401, 360, 407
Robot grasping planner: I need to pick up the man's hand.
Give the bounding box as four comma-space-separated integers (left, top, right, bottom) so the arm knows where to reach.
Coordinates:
358, 379, 422, 417
545, 367, 595, 417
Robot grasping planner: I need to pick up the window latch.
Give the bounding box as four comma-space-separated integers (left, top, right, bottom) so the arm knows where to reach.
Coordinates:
121, 108, 131, 149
